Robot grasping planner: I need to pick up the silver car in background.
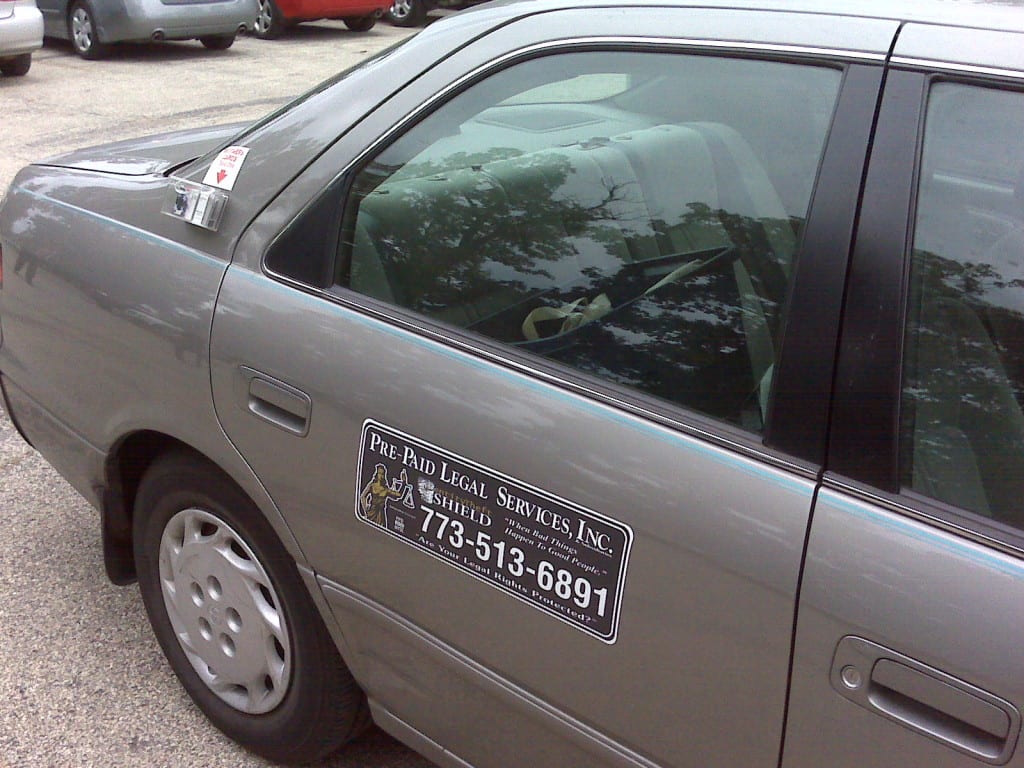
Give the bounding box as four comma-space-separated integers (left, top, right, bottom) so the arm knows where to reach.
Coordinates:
37, 0, 257, 58
0, 0, 43, 75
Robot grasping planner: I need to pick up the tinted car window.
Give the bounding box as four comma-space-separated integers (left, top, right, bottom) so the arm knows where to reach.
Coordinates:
337, 51, 841, 432
901, 82, 1024, 525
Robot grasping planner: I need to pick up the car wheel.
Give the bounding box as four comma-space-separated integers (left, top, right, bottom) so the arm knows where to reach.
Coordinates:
386, 0, 426, 26
133, 451, 369, 764
200, 34, 236, 50
0, 53, 31, 77
68, 1, 108, 60
343, 14, 377, 31
253, 0, 286, 39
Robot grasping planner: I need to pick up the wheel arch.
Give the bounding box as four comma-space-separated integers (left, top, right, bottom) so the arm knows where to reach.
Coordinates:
100, 431, 282, 586
100, 431, 186, 584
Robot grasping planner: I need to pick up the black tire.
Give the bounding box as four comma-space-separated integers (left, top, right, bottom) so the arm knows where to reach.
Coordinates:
200, 34, 236, 50
253, 0, 286, 39
386, 0, 425, 26
68, 1, 108, 60
343, 14, 377, 31
133, 451, 368, 764
0, 53, 31, 77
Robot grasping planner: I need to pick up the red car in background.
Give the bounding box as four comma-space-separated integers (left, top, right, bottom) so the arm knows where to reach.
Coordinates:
253, 0, 390, 36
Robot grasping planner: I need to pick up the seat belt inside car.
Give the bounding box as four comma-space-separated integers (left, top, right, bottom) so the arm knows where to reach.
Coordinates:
734, 259, 775, 419
522, 293, 613, 340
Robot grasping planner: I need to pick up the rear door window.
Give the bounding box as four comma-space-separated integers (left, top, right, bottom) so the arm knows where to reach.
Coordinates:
335, 50, 842, 432
901, 82, 1024, 526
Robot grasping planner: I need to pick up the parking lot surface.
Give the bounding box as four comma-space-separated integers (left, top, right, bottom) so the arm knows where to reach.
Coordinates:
0, 25, 436, 768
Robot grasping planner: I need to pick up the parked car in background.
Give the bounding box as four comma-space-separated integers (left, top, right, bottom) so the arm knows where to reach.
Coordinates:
252, 0, 390, 38
36, 0, 258, 59
5, 1, 1024, 767
384, 0, 467, 28
384, 0, 428, 27
0, 0, 43, 75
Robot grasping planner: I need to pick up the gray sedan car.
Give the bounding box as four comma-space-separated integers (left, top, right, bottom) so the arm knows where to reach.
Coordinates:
37, 0, 256, 58
3, 0, 1024, 766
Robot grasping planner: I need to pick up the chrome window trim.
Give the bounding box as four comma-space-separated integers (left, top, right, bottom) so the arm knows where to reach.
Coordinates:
261, 35, 862, 480
823, 474, 1024, 561
890, 56, 1024, 82
573, 37, 886, 61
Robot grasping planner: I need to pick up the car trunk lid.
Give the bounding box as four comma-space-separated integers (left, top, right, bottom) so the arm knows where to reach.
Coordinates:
36, 122, 250, 177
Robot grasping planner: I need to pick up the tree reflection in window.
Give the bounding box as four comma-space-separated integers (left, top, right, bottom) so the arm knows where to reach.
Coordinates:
903, 248, 1024, 524
901, 81, 1024, 525
339, 51, 841, 433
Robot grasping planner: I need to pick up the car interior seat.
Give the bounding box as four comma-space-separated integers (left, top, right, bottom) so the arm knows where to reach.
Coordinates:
349, 120, 796, 425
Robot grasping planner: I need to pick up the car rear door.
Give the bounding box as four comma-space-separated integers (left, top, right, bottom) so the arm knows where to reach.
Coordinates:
782, 21, 1024, 768
209, 8, 894, 768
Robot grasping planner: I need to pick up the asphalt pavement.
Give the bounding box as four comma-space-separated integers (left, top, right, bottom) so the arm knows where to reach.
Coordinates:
0, 22, 436, 768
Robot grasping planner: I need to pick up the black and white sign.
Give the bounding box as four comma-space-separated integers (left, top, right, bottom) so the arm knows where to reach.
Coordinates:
355, 420, 633, 643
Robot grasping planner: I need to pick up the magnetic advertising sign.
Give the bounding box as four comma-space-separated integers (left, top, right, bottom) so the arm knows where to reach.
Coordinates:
355, 420, 633, 643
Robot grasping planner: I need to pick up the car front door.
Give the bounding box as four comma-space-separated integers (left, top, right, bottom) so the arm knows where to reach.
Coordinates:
209, 8, 893, 768
782, 23, 1024, 768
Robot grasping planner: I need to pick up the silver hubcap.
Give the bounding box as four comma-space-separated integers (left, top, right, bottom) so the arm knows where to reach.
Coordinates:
390, 0, 412, 17
158, 508, 291, 714
255, 0, 273, 34
70, 8, 93, 52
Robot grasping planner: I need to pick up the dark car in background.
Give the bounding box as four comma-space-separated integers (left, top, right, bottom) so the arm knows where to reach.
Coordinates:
4, 1, 1024, 767
384, 0, 434, 27
37, 0, 258, 58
